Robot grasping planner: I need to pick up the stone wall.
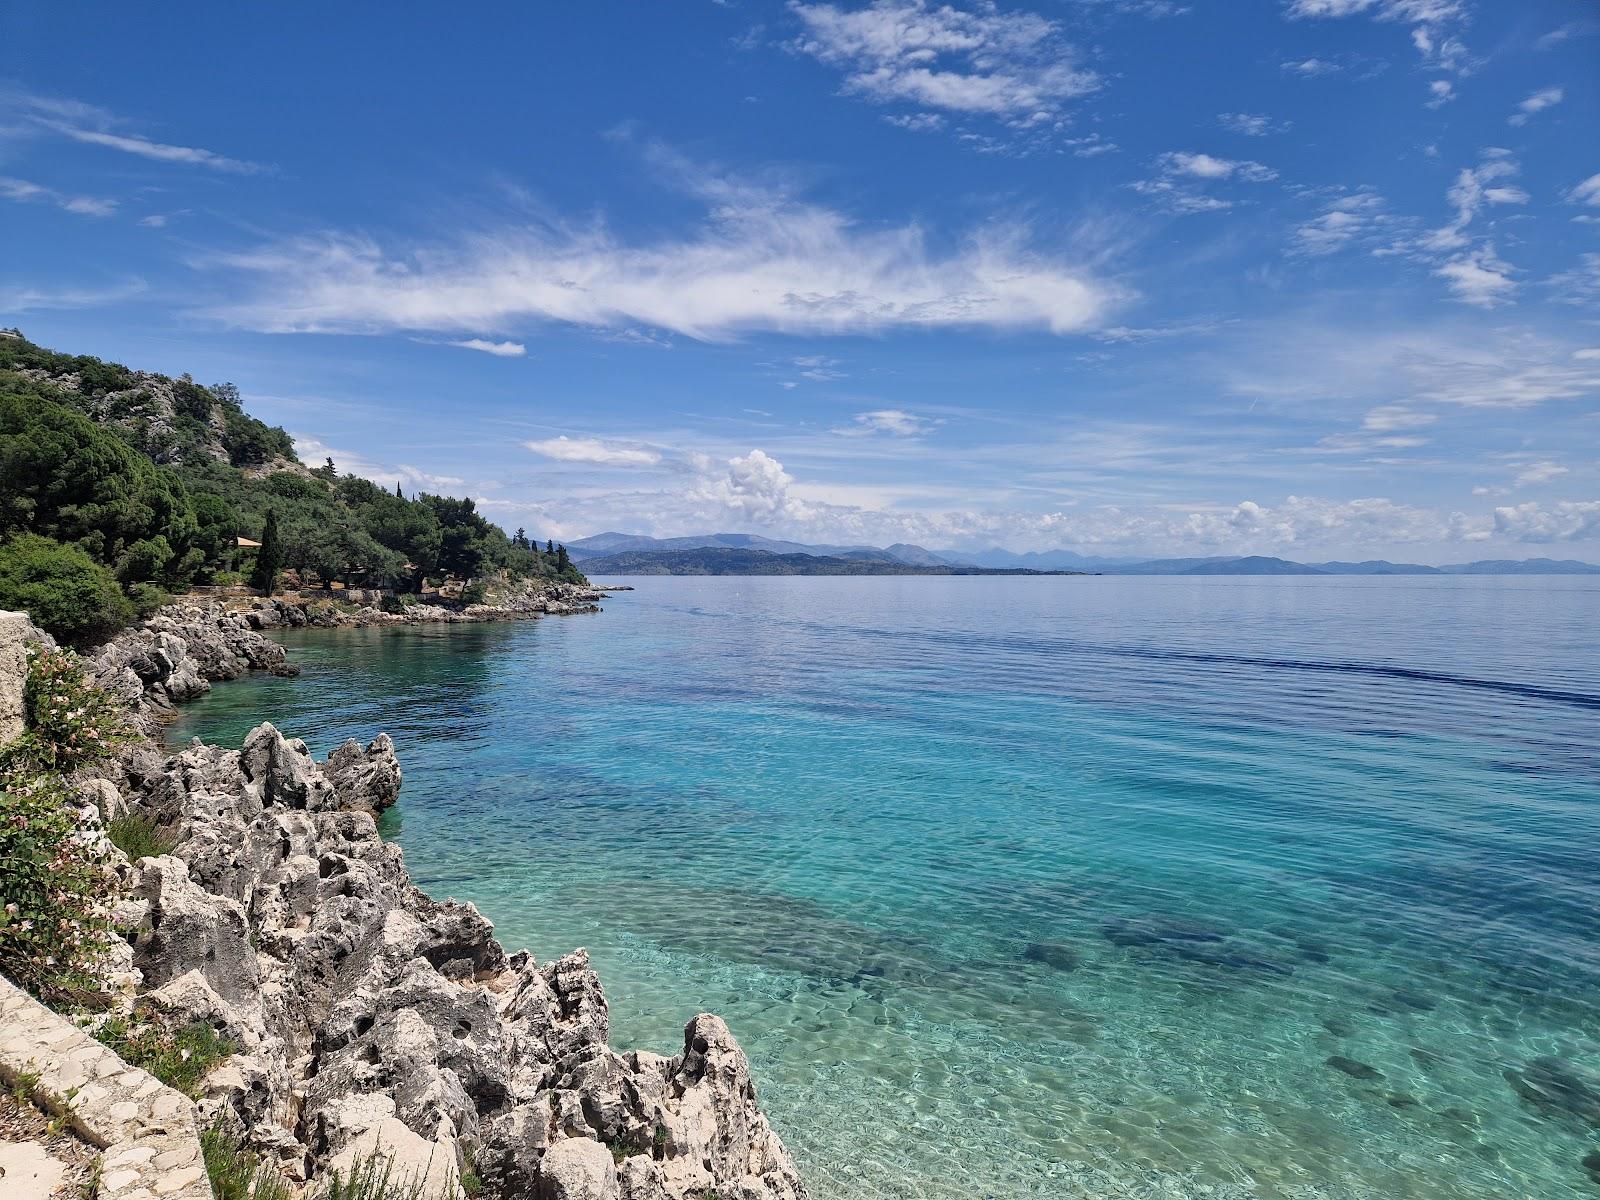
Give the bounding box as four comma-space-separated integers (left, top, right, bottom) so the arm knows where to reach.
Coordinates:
0, 975, 212, 1200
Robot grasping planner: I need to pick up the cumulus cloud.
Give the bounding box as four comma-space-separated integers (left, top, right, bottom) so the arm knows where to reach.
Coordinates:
205, 168, 1119, 341
789, 0, 1098, 122
1158, 151, 1277, 182
1508, 86, 1563, 126
1493, 501, 1600, 542
0, 175, 117, 218
291, 435, 465, 492
832, 409, 939, 437
524, 436, 663, 467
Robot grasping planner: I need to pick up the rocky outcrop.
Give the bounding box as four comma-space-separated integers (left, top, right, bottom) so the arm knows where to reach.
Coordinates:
88, 602, 297, 727
104, 723, 805, 1200
0, 610, 56, 745
243, 581, 605, 631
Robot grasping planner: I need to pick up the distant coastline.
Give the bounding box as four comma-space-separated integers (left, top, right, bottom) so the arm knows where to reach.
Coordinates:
569, 536, 1600, 577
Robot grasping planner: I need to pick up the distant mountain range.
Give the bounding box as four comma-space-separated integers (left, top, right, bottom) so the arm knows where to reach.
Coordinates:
567, 533, 1600, 577
575, 546, 1079, 577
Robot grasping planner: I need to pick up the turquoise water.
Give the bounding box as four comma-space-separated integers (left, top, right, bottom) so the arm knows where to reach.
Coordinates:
169, 576, 1600, 1199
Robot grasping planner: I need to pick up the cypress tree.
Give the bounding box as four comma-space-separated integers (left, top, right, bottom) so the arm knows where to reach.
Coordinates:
556, 543, 571, 574
250, 509, 284, 593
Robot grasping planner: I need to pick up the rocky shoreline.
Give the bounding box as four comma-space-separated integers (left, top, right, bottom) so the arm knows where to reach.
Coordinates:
2, 601, 807, 1200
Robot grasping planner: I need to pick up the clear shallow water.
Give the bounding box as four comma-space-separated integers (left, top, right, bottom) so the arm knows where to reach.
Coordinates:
169, 576, 1600, 1199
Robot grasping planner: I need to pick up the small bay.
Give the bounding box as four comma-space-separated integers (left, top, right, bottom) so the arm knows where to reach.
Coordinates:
170, 575, 1600, 1199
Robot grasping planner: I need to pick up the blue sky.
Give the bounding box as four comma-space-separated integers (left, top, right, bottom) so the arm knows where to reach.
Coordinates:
2, 1, 1597, 560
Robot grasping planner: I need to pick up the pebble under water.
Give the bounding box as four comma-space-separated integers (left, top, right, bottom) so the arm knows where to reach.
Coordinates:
169, 575, 1600, 1199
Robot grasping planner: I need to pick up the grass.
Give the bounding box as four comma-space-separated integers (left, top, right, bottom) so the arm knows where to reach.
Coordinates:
321, 1150, 461, 1200
202, 1126, 294, 1200
93, 1013, 234, 1097
106, 811, 178, 861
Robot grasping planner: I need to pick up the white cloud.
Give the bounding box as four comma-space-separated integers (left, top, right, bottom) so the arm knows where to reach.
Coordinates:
1281, 57, 1341, 75
832, 408, 939, 437
1567, 173, 1600, 206
291, 434, 465, 491
138, 214, 169, 228
0, 175, 117, 218
0, 279, 146, 313
448, 338, 526, 357
1286, 0, 1467, 72
1493, 501, 1600, 542
1426, 80, 1454, 107
1435, 244, 1517, 308
207, 168, 1120, 341
789, 0, 1098, 122
1292, 191, 1385, 255
1513, 461, 1568, 487
1219, 112, 1287, 136
1508, 86, 1563, 126
1548, 253, 1600, 306
45, 123, 262, 173
1, 86, 264, 174
524, 436, 663, 467
1361, 405, 1435, 431
1159, 151, 1277, 182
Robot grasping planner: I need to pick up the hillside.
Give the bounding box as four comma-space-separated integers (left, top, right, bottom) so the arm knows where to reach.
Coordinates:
0, 333, 583, 641
580, 547, 1076, 576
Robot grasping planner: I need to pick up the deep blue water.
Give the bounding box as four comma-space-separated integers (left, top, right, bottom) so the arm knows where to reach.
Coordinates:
169, 576, 1600, 1199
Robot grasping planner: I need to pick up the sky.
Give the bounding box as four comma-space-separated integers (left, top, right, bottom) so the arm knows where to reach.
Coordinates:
1, 1, 1597, 562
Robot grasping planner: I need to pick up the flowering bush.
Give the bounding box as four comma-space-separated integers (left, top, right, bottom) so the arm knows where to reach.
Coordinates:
6, 646, 131, 773
0, 771, 110, 1003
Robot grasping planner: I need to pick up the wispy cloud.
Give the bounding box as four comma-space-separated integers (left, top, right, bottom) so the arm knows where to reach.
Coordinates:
448, 338, 527, 357
789, 0, 1098, 124
1219, 112, 1289, 136
1564, 174, 1600, 207
1292, 191, 1387, 255
1285, 0, 1468, 73
0, 175, 117, 217
524, 435, 664, 467
1508, 86, 1563, 126
832, 408, 939, 437
0, 279, 147, 313
205, 162, 1121, 341
1, 86, 265, 174
1132, 151, 1277, 213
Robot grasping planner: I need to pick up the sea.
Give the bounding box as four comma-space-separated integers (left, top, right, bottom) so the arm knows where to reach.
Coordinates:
168, 575, 1600, 1199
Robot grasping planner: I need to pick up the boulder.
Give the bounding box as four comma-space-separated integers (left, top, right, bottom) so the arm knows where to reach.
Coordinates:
0, 610, 54, 745
540, 1138, 619, 1200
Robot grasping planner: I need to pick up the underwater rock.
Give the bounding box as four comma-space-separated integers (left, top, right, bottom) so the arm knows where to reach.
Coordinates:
1021, 941, 1081, 972
1385, 1093, 1420, 1109
1322, 1017, 1356, 1038
1504, 1056, 1600, 1127
1582, 1150, 1600, 1185
1170, 942, 1294, 976
1326, 1056, 1385, 1082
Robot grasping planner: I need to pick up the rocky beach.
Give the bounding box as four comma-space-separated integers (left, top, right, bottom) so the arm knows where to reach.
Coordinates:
0, 598, 806, 1200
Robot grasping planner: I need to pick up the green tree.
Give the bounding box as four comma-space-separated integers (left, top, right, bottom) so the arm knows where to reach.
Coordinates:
0, 392, 200, 583
0, 534, 135, 643
251, 510, 283, 593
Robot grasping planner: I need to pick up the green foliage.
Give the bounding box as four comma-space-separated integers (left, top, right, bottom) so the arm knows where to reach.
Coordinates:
128, 581, 172, 618
202, 1126, 295, 1200
95, 1011, 234, 1097
5, 646, 132, 773
320, 1150, 461, 1200
0, 392, 201, 583
106, 811, 178, 861
0, 771, 110, 1004
459, 581, 488, 606
0, 535, 134, 644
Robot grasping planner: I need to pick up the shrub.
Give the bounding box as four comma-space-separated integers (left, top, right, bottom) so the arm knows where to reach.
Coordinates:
202, 1126, 295, 1200
6, 646, 132, 774
0, 535, 135, 644
94, 1010, 234, 1097
459, 581, 488, 606
0, 771, 110, 1004
128, 582, 171, 619
106, 811, 177, 861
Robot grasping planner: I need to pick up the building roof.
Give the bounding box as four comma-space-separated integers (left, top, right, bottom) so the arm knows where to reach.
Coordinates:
236, 536, 262, 548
